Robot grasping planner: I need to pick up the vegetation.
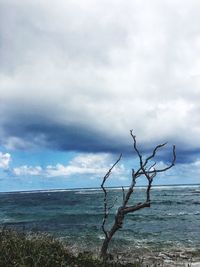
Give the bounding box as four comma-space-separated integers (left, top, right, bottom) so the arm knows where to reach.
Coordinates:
0, 229, 140, 267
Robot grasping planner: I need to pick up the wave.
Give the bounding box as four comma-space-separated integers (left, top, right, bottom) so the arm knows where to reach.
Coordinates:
75, 191, 103, 195
192, 201, 200, 205
20, 189, 73, 194
153, 200, 184, 205
192, 190, 200, 194
166, 211, 200, 216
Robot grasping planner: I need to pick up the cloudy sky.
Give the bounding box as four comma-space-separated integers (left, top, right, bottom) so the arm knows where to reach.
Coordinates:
0, 0, 200, 191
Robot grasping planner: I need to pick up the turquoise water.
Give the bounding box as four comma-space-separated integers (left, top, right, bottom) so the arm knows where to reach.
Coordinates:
0, 185, 199, 253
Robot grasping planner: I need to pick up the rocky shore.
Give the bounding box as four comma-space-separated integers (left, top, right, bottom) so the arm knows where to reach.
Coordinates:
109, 247, 200, 267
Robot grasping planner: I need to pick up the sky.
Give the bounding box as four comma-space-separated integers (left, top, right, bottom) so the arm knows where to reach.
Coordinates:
0, 0, 200, 191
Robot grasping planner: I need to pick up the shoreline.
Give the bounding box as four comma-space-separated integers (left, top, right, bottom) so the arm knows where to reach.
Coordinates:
65, 239, 200, 266
110, 247, 200, 267
0, 228, 200, 266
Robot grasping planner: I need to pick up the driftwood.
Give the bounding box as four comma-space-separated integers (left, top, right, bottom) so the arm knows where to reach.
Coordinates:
100, 130, 176, 258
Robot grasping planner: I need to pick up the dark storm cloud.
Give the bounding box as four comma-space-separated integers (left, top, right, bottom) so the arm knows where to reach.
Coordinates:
1, 111, 128, 153
1, 110, 198, 166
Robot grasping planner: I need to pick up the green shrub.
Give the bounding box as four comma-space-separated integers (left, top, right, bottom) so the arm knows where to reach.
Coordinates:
0, 229, 139, 266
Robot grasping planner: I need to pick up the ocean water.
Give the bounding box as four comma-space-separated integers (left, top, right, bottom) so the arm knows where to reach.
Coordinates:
0, 185, 199, 254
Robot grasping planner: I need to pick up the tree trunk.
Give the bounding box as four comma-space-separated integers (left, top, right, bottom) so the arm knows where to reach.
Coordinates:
100, 208, 124, 258
100, 237, 111, 259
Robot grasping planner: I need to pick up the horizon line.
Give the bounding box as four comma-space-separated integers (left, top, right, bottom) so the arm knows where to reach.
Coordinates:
0, 183, 199, 194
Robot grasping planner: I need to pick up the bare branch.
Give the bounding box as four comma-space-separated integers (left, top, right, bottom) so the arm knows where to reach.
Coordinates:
101, 154, 122, 239
143, 143, 167, 167
146, 177, 153, 202
122, 169, 136, 207
101, 212, 108, 239
122, 186, 125, 203
138, 145, 176, 175
101, 153, 122, 188
147, 161, 156, 172
108, 197, 118, 211
130, 130, 143, 168
123, 202, 150, 214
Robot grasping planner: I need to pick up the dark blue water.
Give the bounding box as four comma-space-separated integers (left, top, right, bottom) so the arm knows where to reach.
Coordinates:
0, 185, 199, 253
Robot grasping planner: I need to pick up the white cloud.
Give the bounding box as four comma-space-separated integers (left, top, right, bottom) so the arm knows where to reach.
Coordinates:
0, 0, 200, 152
13, 153, 125, 178
11, 152, 200, 186
0, 152, 11, 169
13, 165, 42, 176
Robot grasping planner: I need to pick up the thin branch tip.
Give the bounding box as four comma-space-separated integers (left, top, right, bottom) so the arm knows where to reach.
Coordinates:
130, 129, 136, 137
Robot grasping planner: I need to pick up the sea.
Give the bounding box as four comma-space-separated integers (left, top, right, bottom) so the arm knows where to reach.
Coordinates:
0, 185, 200, 257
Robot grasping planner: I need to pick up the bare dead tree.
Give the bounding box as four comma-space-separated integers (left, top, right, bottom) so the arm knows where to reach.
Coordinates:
100, 130, 176, 258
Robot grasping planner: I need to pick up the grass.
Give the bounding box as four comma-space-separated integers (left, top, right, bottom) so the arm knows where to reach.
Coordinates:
0, 229, 140, 267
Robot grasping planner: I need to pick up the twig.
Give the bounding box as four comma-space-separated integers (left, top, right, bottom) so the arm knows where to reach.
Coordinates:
122, 186, 125, 202
101, 154, 122, 238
